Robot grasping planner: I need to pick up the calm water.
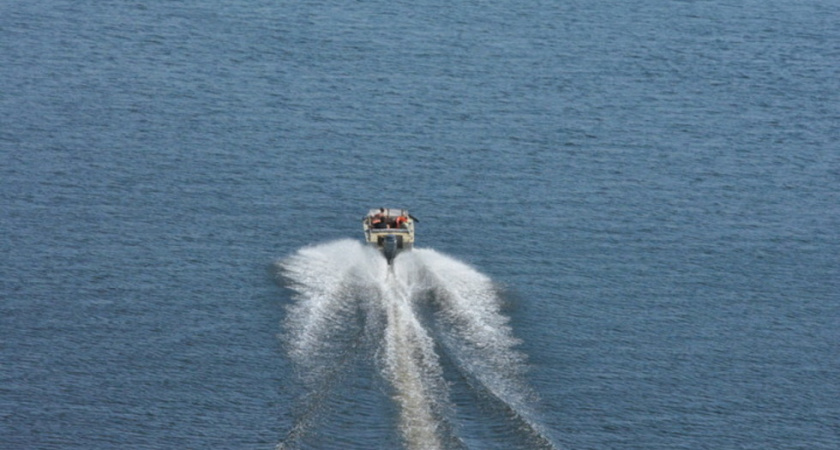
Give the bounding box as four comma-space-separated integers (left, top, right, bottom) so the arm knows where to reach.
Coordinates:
2, 0, 839, 448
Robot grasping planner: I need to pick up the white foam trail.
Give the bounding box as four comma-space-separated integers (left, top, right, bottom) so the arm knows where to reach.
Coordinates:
281, 239, 384, 370
409, 249, 528, 393
381, 275, 446, 449
400, 249, 558, 448
280, 240, 447, 449
278, 241, 556, 449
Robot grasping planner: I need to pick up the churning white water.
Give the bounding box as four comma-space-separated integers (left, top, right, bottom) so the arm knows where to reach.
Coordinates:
277, 239, 557, 449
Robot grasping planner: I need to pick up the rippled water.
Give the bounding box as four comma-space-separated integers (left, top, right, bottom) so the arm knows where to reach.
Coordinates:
2, 0, 839, 449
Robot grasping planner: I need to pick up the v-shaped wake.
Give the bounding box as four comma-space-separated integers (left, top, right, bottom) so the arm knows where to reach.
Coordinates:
277, 239, 558, 450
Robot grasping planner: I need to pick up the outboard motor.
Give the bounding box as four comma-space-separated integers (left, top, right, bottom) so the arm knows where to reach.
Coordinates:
383, 234, 399, 265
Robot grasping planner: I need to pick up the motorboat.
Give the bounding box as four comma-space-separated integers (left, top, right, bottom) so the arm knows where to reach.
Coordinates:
362, 208, 416, 265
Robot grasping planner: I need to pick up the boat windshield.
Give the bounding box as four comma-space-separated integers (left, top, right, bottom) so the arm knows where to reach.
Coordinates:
367, 208, 408, 218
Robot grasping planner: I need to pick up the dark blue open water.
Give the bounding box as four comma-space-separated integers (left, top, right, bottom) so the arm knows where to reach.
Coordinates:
2, 1, 839, 448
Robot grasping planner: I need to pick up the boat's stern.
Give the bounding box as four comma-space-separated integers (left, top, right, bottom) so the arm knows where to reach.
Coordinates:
362, 208, 416, 264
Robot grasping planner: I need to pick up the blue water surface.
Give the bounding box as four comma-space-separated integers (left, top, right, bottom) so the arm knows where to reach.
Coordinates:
2, 1, 839, 448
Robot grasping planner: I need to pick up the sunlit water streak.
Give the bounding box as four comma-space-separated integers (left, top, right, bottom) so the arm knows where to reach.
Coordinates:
277, 239, 558, 449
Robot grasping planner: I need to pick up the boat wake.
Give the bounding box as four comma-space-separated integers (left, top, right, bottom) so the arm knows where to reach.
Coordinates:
276, 239, 558, 450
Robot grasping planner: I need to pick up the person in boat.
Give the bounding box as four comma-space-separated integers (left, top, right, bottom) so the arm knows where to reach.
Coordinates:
372, 208, 388, 229
394, 213, 408, 228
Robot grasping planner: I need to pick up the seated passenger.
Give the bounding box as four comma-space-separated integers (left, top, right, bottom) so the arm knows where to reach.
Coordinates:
372, 208, 388, 228
372, 217, 388, 229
